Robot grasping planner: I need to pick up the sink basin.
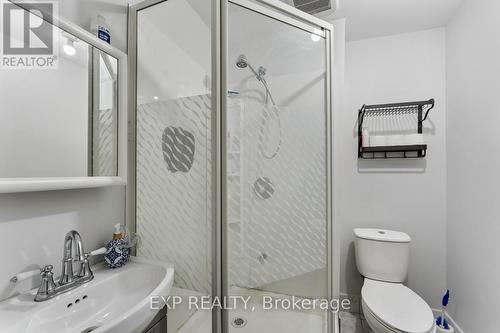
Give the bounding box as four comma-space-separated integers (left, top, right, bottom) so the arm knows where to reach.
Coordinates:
0, 257, 174, 333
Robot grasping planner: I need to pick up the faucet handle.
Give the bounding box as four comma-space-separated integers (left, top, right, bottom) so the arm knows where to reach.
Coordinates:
77, 254, 92, 280
40, 265, 55, 284
89, 247, 106, 256
76, 248, 104, 282
41, 265, 53, 274
35, 265, 57, 301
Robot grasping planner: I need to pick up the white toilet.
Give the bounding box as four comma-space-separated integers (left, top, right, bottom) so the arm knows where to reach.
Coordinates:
353, 228, 436, 333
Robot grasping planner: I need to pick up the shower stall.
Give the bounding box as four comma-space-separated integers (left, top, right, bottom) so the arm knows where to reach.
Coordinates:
128, 0, 334, 332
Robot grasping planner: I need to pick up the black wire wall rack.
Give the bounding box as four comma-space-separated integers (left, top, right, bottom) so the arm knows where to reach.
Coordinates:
358, 99, 435, 159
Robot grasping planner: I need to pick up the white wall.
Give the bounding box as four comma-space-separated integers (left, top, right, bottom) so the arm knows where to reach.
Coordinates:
446, 0, 500, 331
26, 0, 128, 52
0, 186, 125, 301
325, 0, 462, 42
0, 48, 89, 177
338, 28, 447, 308
56, 0, 128, 52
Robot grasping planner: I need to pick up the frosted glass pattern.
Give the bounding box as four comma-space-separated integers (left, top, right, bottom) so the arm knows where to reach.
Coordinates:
227, 3, 328, 301
136, 96, 212, 294
227, 97, 326, 289
135, 0, 213, 309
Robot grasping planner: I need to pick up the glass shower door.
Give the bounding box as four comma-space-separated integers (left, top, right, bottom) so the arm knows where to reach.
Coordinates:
226, 1, 329, 332
133, 1, 214, 332
131, 1, 332, 332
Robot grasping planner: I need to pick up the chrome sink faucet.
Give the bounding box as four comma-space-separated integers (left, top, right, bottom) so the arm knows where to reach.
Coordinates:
34, 230, 101, 302
59, 230, 84, 285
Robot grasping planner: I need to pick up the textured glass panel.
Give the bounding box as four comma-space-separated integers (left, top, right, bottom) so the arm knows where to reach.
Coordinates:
227, 2, 327, 331
135, 1, 212, 331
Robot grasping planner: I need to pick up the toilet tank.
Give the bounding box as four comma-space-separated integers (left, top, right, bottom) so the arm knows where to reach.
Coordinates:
353, 228, 411, 283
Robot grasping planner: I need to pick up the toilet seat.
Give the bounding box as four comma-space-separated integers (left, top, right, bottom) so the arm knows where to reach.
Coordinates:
362, 279, 434, 333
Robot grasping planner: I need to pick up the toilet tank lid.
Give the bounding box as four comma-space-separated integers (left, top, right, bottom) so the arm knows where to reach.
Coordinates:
353, 228, 411, 243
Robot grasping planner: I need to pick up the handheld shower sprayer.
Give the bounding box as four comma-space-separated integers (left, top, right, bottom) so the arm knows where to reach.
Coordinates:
235, 54, 282, 159
236, 54, 248, 69
235, 54, 275, 104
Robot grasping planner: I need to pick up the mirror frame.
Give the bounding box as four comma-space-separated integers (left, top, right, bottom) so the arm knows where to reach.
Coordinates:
0, 2, 127, 193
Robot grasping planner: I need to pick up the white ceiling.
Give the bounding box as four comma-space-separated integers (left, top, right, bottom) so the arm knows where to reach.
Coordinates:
281, 0, 464, 41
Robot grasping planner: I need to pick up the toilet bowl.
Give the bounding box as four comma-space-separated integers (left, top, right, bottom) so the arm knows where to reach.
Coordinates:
353, 229, 436, 333
361, 278, 435, 333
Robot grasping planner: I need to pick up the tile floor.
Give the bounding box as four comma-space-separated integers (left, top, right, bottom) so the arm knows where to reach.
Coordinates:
339, 311, 373, 333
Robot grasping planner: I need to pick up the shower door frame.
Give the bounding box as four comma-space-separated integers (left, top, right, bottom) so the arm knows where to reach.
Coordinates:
127, 0, 335, 332
220, 1, 335, 332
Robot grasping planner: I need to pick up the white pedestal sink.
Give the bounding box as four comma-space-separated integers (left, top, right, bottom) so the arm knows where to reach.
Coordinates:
0, 257, 174, 333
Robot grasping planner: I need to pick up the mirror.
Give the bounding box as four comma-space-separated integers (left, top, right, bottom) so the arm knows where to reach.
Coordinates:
0, 5, 118, 178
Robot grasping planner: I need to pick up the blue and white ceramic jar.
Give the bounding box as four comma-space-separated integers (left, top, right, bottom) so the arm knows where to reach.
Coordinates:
104, 238, 130, 268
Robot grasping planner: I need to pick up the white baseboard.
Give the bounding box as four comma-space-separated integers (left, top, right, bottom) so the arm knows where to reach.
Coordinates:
431, 309, 465, 333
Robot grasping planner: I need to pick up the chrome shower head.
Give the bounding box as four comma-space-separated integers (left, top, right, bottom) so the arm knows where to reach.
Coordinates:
236, 54, 248, 69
